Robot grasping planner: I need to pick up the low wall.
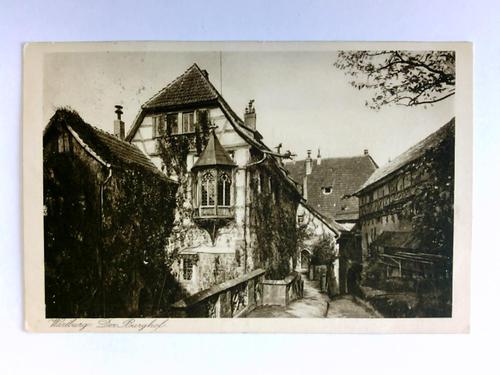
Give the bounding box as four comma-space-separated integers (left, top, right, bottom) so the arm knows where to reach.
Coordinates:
171, 269, 266, 318
261, 272, 304, 307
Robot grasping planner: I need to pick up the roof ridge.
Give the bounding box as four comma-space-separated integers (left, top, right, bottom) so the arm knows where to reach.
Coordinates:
289, 154, 372, 163
355, 118, 455, 193
46, 109, 167, 179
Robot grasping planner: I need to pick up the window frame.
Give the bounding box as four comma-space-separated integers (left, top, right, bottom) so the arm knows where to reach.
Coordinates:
152, 114, 166, 138
217, 172, 232, 207
58, 131, 71, 153
182, 111, 195, 133
196, 169, 233, 210
166, 112, 179, 135
200, 171, 216, 207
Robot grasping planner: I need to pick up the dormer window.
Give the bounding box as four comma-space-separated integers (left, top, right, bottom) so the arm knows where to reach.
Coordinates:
322, 186, 333, 195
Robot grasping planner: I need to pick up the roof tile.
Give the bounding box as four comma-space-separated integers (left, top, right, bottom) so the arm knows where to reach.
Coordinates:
357, 118, 455, 193
286, 155, 377, 221
192, 130, 236, 169
143, 64, 219, 109
46, 109, 165, 178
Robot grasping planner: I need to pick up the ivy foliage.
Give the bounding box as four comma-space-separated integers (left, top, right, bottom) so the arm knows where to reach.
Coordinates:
101, 166, 180, 317
156, 109, 210, 177
402, 123, 455, 259
334, 51, 455, 109
249, 160, 300, 279
44, 154, 102, 317
44, 123, 180, 318
310, 234, 338, 266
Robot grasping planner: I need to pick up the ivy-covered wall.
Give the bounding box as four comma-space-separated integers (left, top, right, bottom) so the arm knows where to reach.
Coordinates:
155, 108, 250, 295
248, 155, 301, 280
44, 124, 179, 318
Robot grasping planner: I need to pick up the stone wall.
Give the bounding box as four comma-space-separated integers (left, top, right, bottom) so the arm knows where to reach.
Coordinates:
261, 272, 304, 306
172, 269, 266, 318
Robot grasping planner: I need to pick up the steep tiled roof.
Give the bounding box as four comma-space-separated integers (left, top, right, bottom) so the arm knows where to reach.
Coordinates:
192, 130, 236, 169
45, 109, 166, 178
143, 64, 219, 109
286, 155, 378, 221
357, 118, 455, 193
126, 63, 301, 197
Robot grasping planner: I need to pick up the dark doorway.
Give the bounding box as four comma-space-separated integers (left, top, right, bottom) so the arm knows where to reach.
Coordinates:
347, 263, 363, 296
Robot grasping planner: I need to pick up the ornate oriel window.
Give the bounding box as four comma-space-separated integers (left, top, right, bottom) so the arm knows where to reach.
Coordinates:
195, 168, 233, 217
192, 130, 236, 220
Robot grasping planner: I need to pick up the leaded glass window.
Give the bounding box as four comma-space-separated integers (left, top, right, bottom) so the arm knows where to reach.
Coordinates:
217, 173, 231, 206
201, 171, 215, 207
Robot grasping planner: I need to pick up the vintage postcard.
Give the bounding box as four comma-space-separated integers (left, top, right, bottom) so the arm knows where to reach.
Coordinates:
23, 41, 472, 332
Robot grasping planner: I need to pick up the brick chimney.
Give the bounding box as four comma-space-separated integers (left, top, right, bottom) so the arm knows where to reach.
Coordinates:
364, 148, 369, 155
244, 100, 256, 130
317, 148, 322, 166
114, 105, 125, 140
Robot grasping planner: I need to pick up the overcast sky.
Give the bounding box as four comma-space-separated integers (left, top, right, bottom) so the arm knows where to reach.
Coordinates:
44, 51, 454, 166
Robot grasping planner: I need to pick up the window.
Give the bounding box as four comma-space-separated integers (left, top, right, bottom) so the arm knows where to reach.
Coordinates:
183, 257, 193, 280
195, 169, 234, 217
152, 115, 165, 137
297, 214, 305, 225
217, 173, 231, 206
182, 112, 195, 133
58, 132, 71, 153
166, 113, 178, 134
201, 172, 216, 206
322, 186, 333, 195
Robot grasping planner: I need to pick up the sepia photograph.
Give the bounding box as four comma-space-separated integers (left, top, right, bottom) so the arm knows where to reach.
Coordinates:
23, 42, 471, 332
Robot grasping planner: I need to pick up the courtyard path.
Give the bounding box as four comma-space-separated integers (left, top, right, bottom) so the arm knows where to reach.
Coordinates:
246, 273, 380, 318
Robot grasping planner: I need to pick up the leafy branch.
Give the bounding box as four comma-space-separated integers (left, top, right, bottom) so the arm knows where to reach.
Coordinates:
334, 50, 455, 110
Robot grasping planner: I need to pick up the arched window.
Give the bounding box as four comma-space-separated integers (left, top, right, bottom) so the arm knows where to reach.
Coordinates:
201, 171, 215, 207
217, 173, 231, 206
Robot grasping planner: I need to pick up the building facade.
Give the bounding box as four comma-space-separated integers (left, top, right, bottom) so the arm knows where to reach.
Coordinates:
355, 118, 455, 280
126, 64, 302, 295
286, 149, 378, 294
43, 109, 178, 318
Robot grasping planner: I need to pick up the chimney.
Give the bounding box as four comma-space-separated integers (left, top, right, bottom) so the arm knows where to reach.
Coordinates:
244, 100, 256, 130
302, 150, 313, 201
317, 148, 322, 166
305, 149, 312, 175
202, 69, 209, 79
114, 105, 125, 140
364, 148, 369, 156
